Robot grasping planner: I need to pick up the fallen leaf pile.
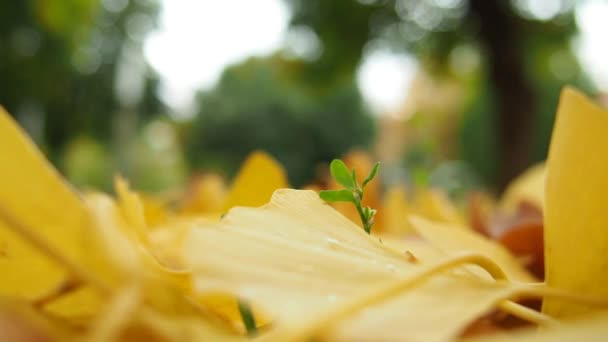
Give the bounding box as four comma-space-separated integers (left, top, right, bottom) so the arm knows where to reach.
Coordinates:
1, 87, 608, 341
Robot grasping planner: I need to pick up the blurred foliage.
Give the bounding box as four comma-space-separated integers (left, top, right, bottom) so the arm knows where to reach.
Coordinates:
0, 0, 163, 164
0, 0, 600, 196
62, 135, 113, 189
185, 56, 375, 187
129, 120, 188, 192
428, 160, 482, 201
283, 0, 593, 190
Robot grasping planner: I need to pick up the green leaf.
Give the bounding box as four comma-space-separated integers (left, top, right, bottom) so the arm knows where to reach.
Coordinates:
319, 189, 355, 203
363, 206, 372, 220
369, 208, 377, 219
238, 300, 258, 336
352, 168, 358, 188
363, 207, 376, 220
362, 162, 380, 188
330, 159, 356, 189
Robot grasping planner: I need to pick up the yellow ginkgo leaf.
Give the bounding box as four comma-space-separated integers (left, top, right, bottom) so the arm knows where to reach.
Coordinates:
222, 151, 289, 211
409, 216, 536, 282
43, 286, 105, 321
115, 176, 150, 247
543, 87, 608, 318
0, 107, 114, 299
328, 275, 519, 342
187, 190, 415, 321
500, 162, 546, 213
0, 221, 66, 300
179, 173, 227, 215
184, 190, 547, 341
468, 311, 608, 342
0, 298, 75, 341
131, 307, 245, 342
191, 291, 271, 334
378, 185, 413, 235
415, 188, 467, 227
147, 217, 204, 271
83, 192, 142, 276
108, 178, 196, 272
379, 235, 444, 263
84, 192, 192, 286
86, 185, 239, 331
138, 193, 170, 227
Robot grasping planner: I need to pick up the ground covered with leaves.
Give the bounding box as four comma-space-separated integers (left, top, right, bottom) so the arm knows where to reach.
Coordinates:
1, 87, 608, 341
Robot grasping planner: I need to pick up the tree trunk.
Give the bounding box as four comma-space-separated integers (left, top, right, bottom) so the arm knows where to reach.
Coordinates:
469, 0, 536, 192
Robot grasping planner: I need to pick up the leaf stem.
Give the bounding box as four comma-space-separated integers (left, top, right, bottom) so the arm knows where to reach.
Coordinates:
354, 200, 370, 234
238, 299, 258, 337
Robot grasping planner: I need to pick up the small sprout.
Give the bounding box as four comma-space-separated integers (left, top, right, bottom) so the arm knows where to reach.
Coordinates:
238, 299, 257, 336
320, 159, 381, 234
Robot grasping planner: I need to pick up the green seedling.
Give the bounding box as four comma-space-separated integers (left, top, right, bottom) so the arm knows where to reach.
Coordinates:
320, 159, 380, 234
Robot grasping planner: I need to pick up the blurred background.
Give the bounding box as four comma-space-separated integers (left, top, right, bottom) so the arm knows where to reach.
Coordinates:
1, 0, 607, 198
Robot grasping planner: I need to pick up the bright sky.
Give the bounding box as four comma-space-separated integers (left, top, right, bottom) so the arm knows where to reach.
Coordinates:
144, 0, 289, 116
575, 0, 608, 90
144, 0, 608, 119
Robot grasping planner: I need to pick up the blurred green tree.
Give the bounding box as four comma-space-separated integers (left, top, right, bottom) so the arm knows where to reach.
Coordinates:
185, 56, 375, 186
283, 0, 592, 190
0, 0, 163, 163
